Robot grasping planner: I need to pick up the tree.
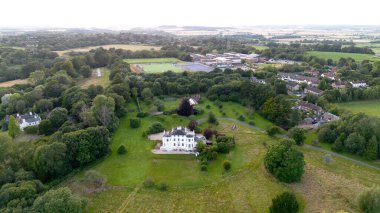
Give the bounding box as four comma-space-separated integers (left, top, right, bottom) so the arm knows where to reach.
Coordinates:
223, 160, 231, 171
28, 70, 45, 85
203, 128, 214, 140
141, 88, 153, 101
264, 139, 305, 183
317, 126, 338, 144
207, 111, 217, 124
8, 115, 20, 139
188, 120, 198, 131
269, 192, 299, 213
33, 142, 70, 181
91, 95, 115, 127
38, 119, 54, 135
147, 122, 165, 135
177, 98, 193, 116
32, 187, 85, 213
49, 107, 68, 129
358, 187, 380, 213
363, 136, 378, 161
79, 65, 92, 78
267, 126, 281, 137
130, 118, 141, 128
274, 79, 288, 95
117, 145, 127, 155
261, 96, 292, 127
288, 128, 306, 145
345, 133, 366, 155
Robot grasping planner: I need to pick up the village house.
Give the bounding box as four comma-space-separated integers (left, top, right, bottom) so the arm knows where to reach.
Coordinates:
6, 112, 41, 130
295, 101, 324, 115
250, 76, 266, 84
350, 81, 368, 88
304, 86, 323, 96
160, 127, 207, 152
286, 81, 300, 91
278, 72, 320, 87
332, 81, 346, 89
304, 69, 319, 77
323, 112, 340, 122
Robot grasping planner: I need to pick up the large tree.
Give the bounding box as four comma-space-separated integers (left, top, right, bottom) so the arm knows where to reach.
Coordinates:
264, 139, 305, 183
8, 115, 20, 139
91, 95, 115, 127
32, 187, 85, 213
177, 98, 193, 117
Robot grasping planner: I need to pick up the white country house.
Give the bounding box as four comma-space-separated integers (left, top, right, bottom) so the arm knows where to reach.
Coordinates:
6, 112, 42, 130
160, 126, 206, 152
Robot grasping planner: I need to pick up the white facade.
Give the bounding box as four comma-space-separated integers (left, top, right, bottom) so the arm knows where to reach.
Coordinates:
350, 81, 368, 88
160, 127, 206, 152
15, 112, 41, 130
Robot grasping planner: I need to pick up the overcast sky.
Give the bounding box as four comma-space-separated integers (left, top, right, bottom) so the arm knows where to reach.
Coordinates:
1, 0, 379, 28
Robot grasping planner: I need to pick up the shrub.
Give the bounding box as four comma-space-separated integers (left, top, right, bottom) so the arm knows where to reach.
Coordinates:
264, 139, 305, 183
137, 112, 148, 118
206, 105, 211, 109
203, 128, 214, 140
143, 177, 155, 188
248, 120, 255, 126
117, 145, 127, 155
207, 112, 217, 124
267, 126, 281, 137
24, 125, 38, 134
130, 118, 141, 128
147, 122, 165, 135
323, 154, 332, 165
358, 187, 380, 213
200, 164, 208, 172
269, 192, 299, 213
157, 182, 168, 191
288, 127, 306, 146
237, 115, 246, 121
223, 160, 231, 171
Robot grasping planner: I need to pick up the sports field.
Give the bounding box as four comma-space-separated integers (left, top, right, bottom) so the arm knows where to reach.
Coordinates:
337, 99, 380, 117
139, 63, 183, 73
124, 58, 180, 64
55, 44, 161, 56
307, 51, 380, 62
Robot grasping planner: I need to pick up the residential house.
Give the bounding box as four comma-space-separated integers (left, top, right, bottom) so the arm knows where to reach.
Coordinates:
304, 86, 323, 96
286, 81, 299, 91
6, 112, 41, 130
250, 76, 266, 84
295, 101, 324, 115
278, 72, 320, 87
304, 69, 319, 77
350, 81, 368, 88
160, 127, 207, 152
332, 81, 346, 89
323, 112, 340, 122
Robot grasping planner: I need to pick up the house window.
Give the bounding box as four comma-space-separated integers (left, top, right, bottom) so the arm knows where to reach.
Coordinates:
174, 143, 176, 146
182, 143, 184, 146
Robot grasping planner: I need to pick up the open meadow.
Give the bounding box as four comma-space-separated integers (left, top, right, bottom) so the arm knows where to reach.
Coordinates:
55, 44, 161, 56
307, 51, 380, 62
80, 67, 110, 88
61, 98, 380, 212
336, 99, 380, 117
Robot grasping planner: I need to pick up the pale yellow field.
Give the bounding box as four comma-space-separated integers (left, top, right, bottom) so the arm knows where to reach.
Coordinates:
55, 44, 161, 56
0, 79, 28, 87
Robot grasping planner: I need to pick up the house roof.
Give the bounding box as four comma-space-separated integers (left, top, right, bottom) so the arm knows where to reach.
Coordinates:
305, 86, 323, 94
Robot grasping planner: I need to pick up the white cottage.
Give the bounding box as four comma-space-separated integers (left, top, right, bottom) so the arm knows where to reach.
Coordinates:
160, 126, 206, 152
15, 112, 41, 130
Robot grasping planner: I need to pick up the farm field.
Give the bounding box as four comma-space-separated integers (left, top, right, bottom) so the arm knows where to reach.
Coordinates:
0, 79, 28, 88
80, 67, 110, 88
55, 44, 161, 56
62, 98, 380, 212
307, 51, 380, 62
336, 99, 380, 117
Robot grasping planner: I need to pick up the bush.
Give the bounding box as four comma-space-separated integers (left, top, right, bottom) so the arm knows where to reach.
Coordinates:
206, 105, 211, 109
207, 112, 217, 124
117, 145, 127, 155
269, 192, 299, 213
137, 112, 149, 118
143, 177, 155, 188
237, 115, 246, 121
157, 182, 168, 191
200, 164, 208, 172
147, 122, 165, 135
248, 120, 255, 126
288, 127, 306, 146
24, 125, 38, 134
223, 160, 231, 171
130, 118, 141, 128
264, 139, 305, 183
267, 126, 281, 137
358, 187, 380, 213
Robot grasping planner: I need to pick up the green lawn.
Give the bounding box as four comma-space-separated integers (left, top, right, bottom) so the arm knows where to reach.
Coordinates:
306, 51, 380, 62
336, 99, 380, 117
139, 63, 183, 73
81, 68, 110, 88
124, 58, 181, 64
251, 45, 269, 50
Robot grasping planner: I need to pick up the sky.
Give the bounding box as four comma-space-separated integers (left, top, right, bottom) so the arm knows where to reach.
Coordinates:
1, 0, 379, 28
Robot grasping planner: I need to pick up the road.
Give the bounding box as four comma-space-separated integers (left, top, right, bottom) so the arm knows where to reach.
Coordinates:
198, 117, 380, 172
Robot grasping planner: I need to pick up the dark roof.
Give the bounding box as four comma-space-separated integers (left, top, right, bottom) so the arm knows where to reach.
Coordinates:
305, 86, 323, 94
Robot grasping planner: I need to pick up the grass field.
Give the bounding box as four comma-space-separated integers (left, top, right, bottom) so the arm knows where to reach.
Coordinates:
124, 58, 180, 64
0, 79, 28, 88
80, 68, 110, 88
139, 63, 183, 73
251, 45, 269, 50
55, 44, 161, 56
61, 98, 380, 212
307, 51, 380, 62
336, 99, 380, 117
